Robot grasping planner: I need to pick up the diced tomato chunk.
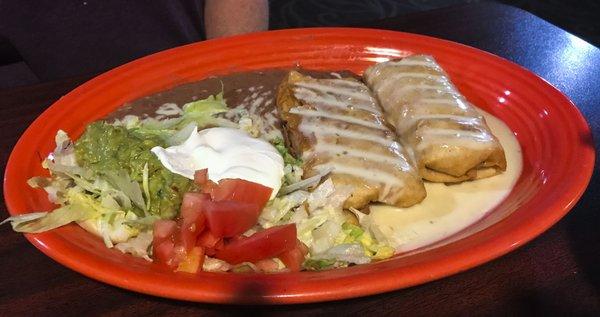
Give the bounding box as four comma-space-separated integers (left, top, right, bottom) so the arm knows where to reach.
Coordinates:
197, 230, 224, 256
278, 240, 309, 272
194, 169, 209, 186
209, 179, 273, 208
155, 171, 277, 272
197, 230, 220, 248
154, 240, 175, 266
179, 221, 200, 252
215, 224, 297, 264
204, 200, 261, 238
204, 242, 224, 256
153, 219, 177, 242
181, 193, 209, 218
194, 169, 219, 195
153, 220, 178, 267
297, 240, 309, 256
214, 239, 225, 251
179, 193, 209, 251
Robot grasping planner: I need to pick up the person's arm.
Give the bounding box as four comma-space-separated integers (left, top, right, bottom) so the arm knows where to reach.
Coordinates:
204, 0, 269, 39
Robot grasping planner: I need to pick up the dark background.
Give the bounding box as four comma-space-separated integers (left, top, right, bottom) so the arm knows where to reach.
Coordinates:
270, 0, 600, 47
0, 0, 598, 88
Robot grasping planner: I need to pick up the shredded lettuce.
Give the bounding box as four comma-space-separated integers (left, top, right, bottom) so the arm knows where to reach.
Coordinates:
229, 107, 284, 141
297, 213, 328, 248
237, 115, 260, 137
278, 166, 332, 196
203, 257, 232, 272
78, 211, 140, 247
311, 220, 342, 254
86, 92, 232, 150
259, 177, 395, 269
124, 215, 160, 231
336, 222, 395, 260
310, 243, 371, 265
179, 92, 231, 126
348, 207, 399, 259
271, 137, 302, 167
2, 184, 141, 246
303, 258, 340, 270
166, 122, 197, 146
114, 231, 153, 261
142, 162, 151, 211
270, 137, 304, 188
3, 132, 140, 246
1, 205, 91, 233
104, 170, 146, 213
260, 178, 350, 253
112, 92, 236, 144
259, 190, 309, 228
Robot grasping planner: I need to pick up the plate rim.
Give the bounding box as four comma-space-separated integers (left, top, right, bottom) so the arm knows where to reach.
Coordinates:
3, 27, 596, 304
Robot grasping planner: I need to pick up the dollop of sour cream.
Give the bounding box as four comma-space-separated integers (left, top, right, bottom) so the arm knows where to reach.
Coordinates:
151, 127, 284, 199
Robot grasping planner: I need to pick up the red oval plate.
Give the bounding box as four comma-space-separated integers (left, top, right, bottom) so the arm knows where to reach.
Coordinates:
4, 28, 595, 304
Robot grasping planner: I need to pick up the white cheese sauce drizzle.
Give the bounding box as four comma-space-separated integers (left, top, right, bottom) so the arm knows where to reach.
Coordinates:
290, 78, 417, 201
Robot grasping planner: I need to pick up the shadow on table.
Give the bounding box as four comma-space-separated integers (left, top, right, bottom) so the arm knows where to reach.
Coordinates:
564, 131, 599, 290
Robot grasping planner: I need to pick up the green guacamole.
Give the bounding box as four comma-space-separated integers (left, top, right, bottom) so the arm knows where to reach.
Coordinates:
74, 121, 193, 219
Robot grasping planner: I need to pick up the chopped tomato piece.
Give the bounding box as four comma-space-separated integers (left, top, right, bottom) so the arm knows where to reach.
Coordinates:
179, 223, 198, 251
194, 169, 209, 186
194, 171, 273, 208
215, 224, 297, 264
153, 217, 203, 269
175, 247, 205, 273
179, 193, 209, 251
156, 170, 277, 272
213, 239, 225, 252
297, 240, 309, 255
204, 200, 261, 238
181, 192, 209, 218
153, 240, 175, 266
205, 240, 225, 256
194, 169, 219, 195
153, 219, 177, 242
197, 230, 220, 249
209, 179, 273, 207
197, 230, 224, 256
278, 240, 309, 272
278, 249, 302, 271
197, 230, 225, 256
153, 220, 178, 267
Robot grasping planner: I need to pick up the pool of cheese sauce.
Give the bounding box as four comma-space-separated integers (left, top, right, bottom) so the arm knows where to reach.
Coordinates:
366, 110, 522, 253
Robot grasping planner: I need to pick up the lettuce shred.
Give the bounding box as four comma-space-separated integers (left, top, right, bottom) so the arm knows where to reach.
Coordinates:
114, 92, 236, 142
4, 131, 141, 245
258, 178, 396, 270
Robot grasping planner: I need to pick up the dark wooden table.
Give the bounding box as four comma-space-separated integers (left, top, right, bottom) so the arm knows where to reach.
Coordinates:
1, 2, 599, 315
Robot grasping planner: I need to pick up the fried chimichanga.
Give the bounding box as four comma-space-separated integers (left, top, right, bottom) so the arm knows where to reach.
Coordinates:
363, 55, 507, 183
276, 71, 426, 209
